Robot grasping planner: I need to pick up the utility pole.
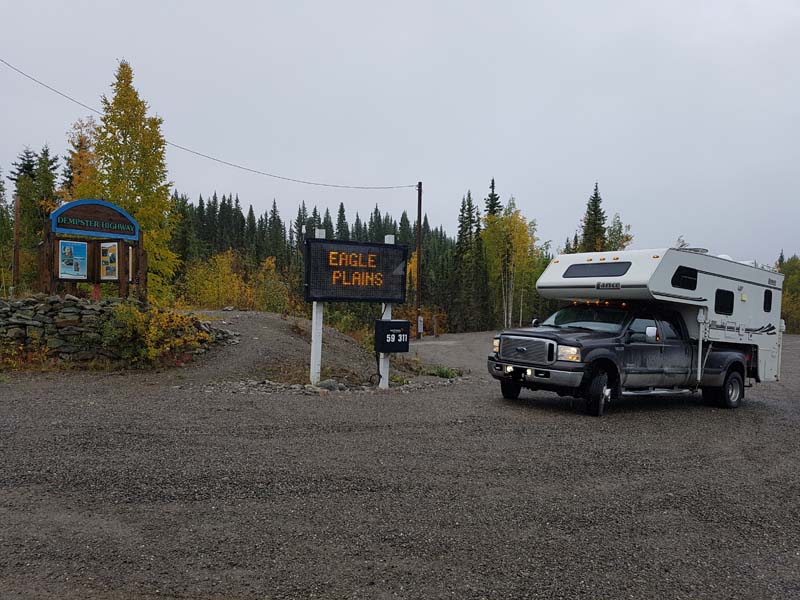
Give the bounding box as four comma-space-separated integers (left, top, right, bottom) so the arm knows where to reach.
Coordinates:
11, 194, 20, 294
415, 181, 422, 339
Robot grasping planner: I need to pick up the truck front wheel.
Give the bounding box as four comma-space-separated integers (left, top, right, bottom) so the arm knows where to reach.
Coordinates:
585, 370, 610, 417
500, 379, 521, 400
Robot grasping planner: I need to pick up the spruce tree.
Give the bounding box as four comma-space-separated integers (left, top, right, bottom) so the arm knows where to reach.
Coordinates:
335, 202, 349, 240
267, 200, 285, 267
472, 204, 492, 330
308, 206, 321, 235
353, 213, 364, 241
245, 205, 257, 259
170, 192, 202, 265
580, 183, 606, 252
398, 211, 412, 246
0, 167, 10, 294
322, 208, 334, 239
293, 201, 308, 249
368, 204, 383, 241
233, 195, 246, 248
485, 178, 502, 216
8, 148, 37, 183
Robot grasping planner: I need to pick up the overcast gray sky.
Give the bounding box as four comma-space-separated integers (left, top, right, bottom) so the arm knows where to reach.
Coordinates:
3, 1, 798, 264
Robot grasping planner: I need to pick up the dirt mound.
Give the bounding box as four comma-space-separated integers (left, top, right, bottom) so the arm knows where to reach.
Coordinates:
193, 310, 411, 386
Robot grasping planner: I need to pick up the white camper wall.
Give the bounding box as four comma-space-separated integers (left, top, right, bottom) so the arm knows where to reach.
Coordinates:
653, 249, 784, 381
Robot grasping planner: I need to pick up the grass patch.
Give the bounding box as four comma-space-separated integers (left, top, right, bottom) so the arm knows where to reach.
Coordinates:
427, 366, 462, 379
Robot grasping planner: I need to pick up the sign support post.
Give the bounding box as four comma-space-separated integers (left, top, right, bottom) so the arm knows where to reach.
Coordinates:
309, 228, 326, 386
378, 234, 395, 390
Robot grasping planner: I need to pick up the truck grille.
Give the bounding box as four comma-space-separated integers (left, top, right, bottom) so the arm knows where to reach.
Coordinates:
499, 336, 555, 365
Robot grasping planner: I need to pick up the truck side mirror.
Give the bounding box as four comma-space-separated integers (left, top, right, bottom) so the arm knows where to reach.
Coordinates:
645, 326, 659, 344
531, 318, 541, 327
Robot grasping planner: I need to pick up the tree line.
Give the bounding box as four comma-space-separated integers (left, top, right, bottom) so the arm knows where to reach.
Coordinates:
1, 60, 795, 334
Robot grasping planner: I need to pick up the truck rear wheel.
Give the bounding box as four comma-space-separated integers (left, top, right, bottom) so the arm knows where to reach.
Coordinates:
585, 370, 609, 417
500, 379, 521, 400
720, 370, 744, 409
703, 369, 744, 408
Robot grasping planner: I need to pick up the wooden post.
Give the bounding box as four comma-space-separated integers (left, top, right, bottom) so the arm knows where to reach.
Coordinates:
138, 246, 148, 303
378, 234, 395, 390
119, 242, 129, 299
39, 220, 50, 294
309, 228, 326, 385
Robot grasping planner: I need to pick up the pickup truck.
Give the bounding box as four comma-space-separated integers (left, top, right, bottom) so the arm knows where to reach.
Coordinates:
487, 302, 751, 416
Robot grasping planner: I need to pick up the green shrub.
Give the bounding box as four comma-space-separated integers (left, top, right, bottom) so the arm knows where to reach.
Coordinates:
101, 302, 211, 366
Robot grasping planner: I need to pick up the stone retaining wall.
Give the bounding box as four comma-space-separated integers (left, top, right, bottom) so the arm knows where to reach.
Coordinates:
0, 294, 231, 365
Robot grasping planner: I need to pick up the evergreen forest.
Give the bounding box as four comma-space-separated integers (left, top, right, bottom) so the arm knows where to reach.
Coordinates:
2, 61, 798, 336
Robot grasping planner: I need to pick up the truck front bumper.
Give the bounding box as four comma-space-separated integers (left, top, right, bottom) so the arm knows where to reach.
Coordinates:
487, 355, 586, 390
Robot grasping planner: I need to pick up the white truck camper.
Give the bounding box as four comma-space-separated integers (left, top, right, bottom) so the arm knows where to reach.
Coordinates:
488, 247, 785, 416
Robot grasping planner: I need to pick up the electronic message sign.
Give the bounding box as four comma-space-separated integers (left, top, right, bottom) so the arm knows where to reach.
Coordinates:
304, 238, 407, 303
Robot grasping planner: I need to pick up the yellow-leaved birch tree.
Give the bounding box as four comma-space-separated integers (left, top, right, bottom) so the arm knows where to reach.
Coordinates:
482, 198, 534, 329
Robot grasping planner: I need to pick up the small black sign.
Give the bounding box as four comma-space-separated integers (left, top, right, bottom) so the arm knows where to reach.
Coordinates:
374, 320, 411, 353
596, 281, 621, 290
305, 238, 407, 303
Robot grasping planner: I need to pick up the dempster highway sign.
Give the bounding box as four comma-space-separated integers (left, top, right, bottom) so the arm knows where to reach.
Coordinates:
50, 199, 140, 241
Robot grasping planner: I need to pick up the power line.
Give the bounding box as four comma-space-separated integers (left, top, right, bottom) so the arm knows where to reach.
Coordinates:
0, 57, 417, 191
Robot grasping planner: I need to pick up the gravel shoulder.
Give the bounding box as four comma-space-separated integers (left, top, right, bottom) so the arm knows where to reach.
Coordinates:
1, 315, 799, 599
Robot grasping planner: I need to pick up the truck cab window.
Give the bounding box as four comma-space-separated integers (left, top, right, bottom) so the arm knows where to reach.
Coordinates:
660, 317, 681, 340
628, 317, 659, 343
715, 289, 734, 315
764, 290, 773, 312
671, 266, 698, 290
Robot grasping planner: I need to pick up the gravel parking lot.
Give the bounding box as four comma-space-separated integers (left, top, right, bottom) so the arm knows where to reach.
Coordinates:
1, 314, 798, 599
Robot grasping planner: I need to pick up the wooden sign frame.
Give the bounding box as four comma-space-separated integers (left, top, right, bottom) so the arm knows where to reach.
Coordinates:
39, 199, 147, 301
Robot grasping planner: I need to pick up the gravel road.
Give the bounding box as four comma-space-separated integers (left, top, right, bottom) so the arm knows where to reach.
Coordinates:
1, 313, 799, 599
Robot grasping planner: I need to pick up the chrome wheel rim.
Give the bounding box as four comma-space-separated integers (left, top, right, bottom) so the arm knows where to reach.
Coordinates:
602, 385, 611, 402
727, 379, 741, 404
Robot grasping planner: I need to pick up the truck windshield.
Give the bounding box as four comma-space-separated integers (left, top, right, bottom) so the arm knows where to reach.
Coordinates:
542, 306, 628, 333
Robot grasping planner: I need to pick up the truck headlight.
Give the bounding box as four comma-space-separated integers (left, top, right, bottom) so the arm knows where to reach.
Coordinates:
557, 345, 581, 362
492, 337, 500, 354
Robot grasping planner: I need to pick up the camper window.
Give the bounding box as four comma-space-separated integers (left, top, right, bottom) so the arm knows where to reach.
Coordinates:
715, 289, 735, 315
671, 266, 698, 290
763, 290, 773, 312
563, 262, 631, 278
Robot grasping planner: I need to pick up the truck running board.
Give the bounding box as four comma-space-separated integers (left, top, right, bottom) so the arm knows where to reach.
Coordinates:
621, 388, 694, 397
